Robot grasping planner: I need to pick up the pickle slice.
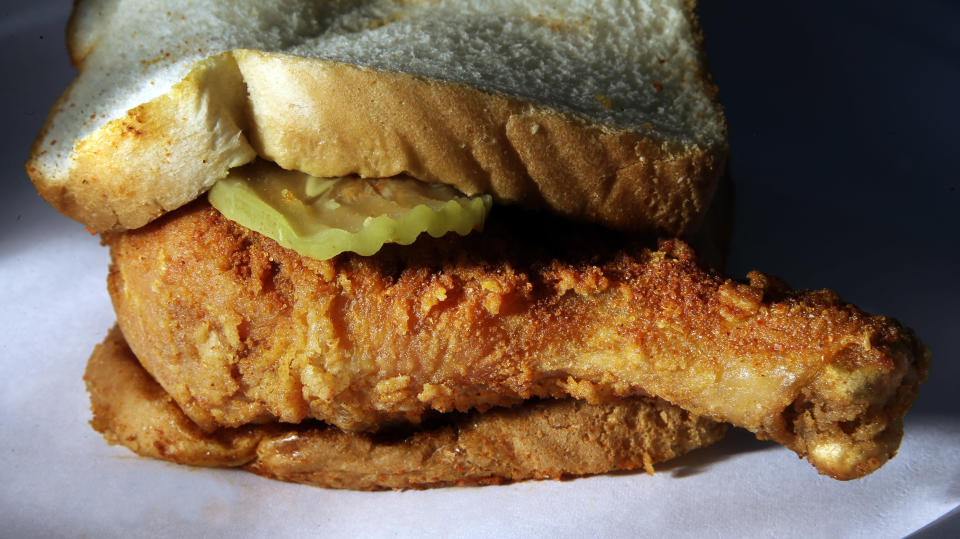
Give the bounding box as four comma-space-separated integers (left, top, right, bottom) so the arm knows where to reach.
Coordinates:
208, 161, 493, 260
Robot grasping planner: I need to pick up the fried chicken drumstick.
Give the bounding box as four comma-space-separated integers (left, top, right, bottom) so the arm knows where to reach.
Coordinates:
107, 201, 928, 480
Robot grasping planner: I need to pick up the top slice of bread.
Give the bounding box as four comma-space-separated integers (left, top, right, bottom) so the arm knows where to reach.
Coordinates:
27, 0, 727, 234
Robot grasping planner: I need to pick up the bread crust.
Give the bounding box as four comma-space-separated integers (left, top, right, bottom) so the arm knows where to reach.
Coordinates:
29, 51, 724, 234
86, 325, 727, 490
236, 50, 724, 236
28, 54, 257, 232
28, 1, 727, 234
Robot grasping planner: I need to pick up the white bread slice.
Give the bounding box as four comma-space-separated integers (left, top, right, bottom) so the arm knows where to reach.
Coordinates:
28, 0, 726, 234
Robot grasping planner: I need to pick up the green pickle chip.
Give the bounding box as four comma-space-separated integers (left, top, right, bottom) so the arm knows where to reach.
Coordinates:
208, 161, 493, 260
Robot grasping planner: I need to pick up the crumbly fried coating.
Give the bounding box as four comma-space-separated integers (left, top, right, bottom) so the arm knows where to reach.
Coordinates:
106, 201, 928, 479
86, 325, 726, 490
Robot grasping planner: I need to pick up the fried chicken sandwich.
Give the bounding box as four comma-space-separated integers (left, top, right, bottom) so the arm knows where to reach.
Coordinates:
27, 0, 927, 488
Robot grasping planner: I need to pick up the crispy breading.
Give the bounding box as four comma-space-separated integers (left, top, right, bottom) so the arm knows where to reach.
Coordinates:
106, 201, 928, 479
86, 325, 726, 490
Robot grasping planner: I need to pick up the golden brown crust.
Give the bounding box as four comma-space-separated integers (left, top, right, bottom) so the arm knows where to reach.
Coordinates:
106, 202, 928, 479
86, 325, 727, 490
86, 326, 266, 467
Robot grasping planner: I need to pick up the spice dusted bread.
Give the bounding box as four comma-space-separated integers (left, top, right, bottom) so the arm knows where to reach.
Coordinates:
28, 0, 726, 234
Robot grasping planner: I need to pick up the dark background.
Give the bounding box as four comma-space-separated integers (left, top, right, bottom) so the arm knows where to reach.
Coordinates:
697, 5, 959, 534
696, 2, 958, 418
1, 1, 957, 534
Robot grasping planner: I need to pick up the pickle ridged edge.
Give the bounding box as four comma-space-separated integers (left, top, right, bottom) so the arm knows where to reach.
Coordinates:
208, 170, 492, 260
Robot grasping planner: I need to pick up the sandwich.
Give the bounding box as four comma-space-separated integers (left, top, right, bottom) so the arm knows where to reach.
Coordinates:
27, 0, 927, 488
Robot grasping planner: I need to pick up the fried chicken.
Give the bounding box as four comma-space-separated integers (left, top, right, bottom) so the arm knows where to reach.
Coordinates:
106, 201, 928, 479
86, 325, 726, 489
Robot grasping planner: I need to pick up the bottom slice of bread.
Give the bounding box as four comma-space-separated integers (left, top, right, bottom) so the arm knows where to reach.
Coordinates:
85, 325, 726, 490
